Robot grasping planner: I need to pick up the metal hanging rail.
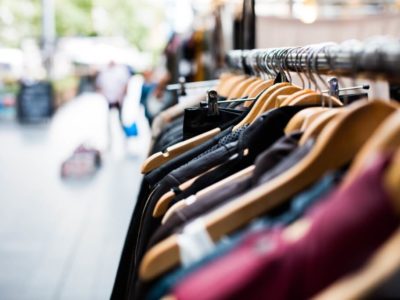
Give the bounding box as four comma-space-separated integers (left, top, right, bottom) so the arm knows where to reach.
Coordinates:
225, 38, 400, 82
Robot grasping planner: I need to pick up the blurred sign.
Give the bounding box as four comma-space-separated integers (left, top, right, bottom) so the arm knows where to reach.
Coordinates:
17, 81, 53, 122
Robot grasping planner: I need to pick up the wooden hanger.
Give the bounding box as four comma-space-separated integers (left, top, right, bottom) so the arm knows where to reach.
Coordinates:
343, 109, 400, 186
300, 108, 334, 131
214, 73, 235, 94
275, 95, 289, 106
314, 110, 400, 299
161, 295, 176, 300
227, 77, 259, 99
153, 164, 222, 217
153, 177, 201, 218
160, 166, 256, 222
233, 82, 292, 130
162, 201, 187, 224
139, 100, 396, 281
385, 147, 400, 214
239, 78, 264, 98
153, 149, 254, 218
141, 128, 221, 173
243, 79, 274, 107
279, 89, 314, 107
282, 88, 343, 135
218, 74, 247, 97
287, 93, 342, 107
284, 107, 329, 134
257, 85, 303, 113
298, 109, 344, 146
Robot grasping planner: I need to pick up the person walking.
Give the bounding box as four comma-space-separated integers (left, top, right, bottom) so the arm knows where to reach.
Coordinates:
96, 60, 131, 149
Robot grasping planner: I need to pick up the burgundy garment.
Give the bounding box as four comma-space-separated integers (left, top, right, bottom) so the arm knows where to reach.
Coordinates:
173, 154, 399, 300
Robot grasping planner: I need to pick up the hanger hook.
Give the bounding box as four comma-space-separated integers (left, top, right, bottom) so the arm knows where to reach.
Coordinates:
253, 49, 261, 77
275, 48, 289, 81
256, 50, 265, 78
307, 45, 320, 93
255, 50, 265, 79
313, 43, 335, 91
302, 46, 313, 90
284, 47, 298, 84
249, 50, 258, 77
275, 48, 286, 81
245, 50, 253, 76
315, 44, 329, 107
271, 48, 281, 78
265, 49, 274, 78
242, 50, 253, 75
295, 47, 307, 89
311, 45, 324, 93
282, 48, 292, 83
263, 49, 274, 78
233, 50, 241, 71
313, 43, 336, 107
280, 48, 292, 83
324, 43, 337, 79
232, 50, 241, 72
312, 44, 327, 106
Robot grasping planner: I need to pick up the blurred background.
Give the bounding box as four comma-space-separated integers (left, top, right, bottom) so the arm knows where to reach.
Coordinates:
0, 0, 399, 299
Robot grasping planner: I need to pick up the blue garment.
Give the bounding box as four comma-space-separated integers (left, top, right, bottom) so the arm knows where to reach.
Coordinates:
251, 171, 341, 229
141, 83, 156, 122
140, 83, 156, 105
146, 171, 341, 300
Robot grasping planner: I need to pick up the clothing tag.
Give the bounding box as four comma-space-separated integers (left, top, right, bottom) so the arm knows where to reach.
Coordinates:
177, 218, 215, 267
253, 236, 276, 255
185, 195, 197, 205
369, 80, 390, 100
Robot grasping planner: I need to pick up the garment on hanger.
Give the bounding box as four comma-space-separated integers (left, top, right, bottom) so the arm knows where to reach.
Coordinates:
132, 105, 313, 280
131, 134, 312, 298
113, 121, 250, 299
172, 155, 399, 300
163, 106, 314, 208
147, 131, 304, 247
146, 171, 342, 300
162, 132, 301, 219
127, 107, 301, 297
113, 78, 256, 299
113, 39, 400, 300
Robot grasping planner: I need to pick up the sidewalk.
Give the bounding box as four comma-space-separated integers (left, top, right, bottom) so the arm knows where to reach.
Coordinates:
0, 92, 150, 299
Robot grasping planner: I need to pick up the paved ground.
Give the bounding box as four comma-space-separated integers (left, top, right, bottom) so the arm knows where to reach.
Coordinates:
0, 93, 150, 299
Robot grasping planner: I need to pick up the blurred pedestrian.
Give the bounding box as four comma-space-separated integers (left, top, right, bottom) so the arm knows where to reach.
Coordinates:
96, 60, 131, 149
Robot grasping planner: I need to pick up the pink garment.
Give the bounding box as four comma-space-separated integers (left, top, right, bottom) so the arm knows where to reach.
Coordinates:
173, 155, 399, 300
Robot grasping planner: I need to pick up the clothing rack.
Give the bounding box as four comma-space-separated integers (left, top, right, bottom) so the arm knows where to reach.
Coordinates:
226, 39, 400, 81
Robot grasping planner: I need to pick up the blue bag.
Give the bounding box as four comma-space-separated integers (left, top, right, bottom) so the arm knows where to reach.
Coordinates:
122, 122, 138, 137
